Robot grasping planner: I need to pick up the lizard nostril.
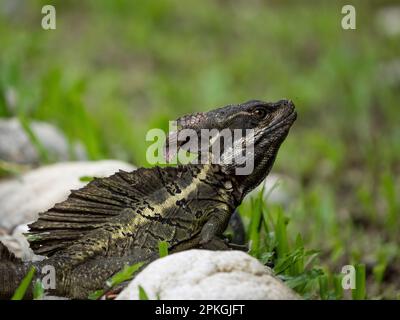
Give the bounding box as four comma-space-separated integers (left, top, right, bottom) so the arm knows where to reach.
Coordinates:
278, 99, 295, 110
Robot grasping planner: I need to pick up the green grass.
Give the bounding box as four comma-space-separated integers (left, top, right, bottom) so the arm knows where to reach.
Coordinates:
138, 286, 149, 300
352, 264, 367, 300
33, 279, 45, 300
240, 193, 370, 300
88, 261, 144, 300
11, 267, 36, 300
158, 241, 169, 258
1, 0, 399, 299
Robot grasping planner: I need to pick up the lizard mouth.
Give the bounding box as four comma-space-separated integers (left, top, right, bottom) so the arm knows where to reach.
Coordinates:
265, 109, 297, 134
284, 109, 297, 125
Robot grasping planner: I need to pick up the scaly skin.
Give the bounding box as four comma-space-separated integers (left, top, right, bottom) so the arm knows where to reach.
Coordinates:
0, 99, 296, 299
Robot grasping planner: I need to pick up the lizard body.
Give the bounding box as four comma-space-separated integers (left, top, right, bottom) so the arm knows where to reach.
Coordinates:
0, 99, 296, 299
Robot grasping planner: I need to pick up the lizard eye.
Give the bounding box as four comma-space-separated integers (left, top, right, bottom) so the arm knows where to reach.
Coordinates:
253, 108, 267, 119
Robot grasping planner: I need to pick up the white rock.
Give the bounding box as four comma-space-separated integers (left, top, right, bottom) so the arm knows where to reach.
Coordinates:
0, 223, 42, 261
0, 160, 135, 230
116, 250, 299, 300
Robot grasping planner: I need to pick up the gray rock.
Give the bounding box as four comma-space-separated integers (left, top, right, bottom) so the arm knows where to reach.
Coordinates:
0, 160, 136, 231
116, 249, 299, 300
247, 173, 298, 206
0, 118, 86, 165
376, 6, 400, 36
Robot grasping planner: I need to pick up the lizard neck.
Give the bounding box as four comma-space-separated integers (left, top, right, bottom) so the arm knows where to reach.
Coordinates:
219, 141, 281, 203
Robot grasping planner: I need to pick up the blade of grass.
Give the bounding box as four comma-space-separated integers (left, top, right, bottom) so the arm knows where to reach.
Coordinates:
11, 267, 36, 300
106, 261, 144, 288
352, 263, 366, 300
138, 285, 149, 300
318, 275, 329, 300
292, 234, 305, 275
381, 173, 398, 231
333, 274, 343, 300
158, 241, 169, 258
88, 289, 105, 300
248, 197, 263, 257
33, 279, 44, 300
275, 207, 290, 260
18, 115, 50, 163
282, 268, 324, 292
89, 261, 145, 299
79, 176, 94, 182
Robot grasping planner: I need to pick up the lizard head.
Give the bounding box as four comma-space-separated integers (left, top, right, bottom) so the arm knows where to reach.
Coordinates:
227, 99, 296, 198
165, 99, 296, 199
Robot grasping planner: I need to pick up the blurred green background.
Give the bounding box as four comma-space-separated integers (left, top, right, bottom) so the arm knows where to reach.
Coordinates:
0, 0, 399, 299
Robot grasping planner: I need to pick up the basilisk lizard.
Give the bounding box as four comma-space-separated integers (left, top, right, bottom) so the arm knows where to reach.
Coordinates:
0, 99, 296, 299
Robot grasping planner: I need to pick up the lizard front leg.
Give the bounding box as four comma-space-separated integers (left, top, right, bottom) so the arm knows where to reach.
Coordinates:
170, 207, 244, 252
198, 207, 232, 250
198, 208, 249, 251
